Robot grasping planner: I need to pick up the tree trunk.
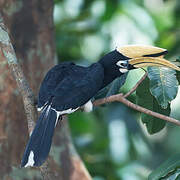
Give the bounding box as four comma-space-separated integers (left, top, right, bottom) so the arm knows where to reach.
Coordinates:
0, 1, 91, 179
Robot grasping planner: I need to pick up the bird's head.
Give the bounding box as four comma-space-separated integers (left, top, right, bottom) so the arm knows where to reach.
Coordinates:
115, 45, 180, 72
99, 45, 180, 88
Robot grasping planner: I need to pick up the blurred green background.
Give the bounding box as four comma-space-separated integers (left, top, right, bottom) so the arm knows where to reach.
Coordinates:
53, 0, 180, 179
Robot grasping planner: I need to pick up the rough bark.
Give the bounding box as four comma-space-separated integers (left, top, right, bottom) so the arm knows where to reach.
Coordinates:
0, 0, 91, 179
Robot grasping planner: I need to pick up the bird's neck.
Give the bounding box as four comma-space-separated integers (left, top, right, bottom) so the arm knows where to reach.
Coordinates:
98, 50, 128, 89
101, 74, 118, 89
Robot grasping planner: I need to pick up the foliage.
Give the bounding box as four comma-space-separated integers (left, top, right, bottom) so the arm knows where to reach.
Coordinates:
136, 77, 170, 134
148, 67, 178, 109
148, 154, 180, 180
106, 73, 128, 97
54, 0, 180, 179
94, 73, 128, 99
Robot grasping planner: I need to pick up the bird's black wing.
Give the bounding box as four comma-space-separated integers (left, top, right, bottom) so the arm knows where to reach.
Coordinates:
21, 63, 104, 167
37, 62, 75, 110
51, 63, 104, 111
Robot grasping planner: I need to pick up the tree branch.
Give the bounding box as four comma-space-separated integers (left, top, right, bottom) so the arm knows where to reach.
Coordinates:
0, 15, 36, 134
93, 92, 180, 126
0, 15, 52, 180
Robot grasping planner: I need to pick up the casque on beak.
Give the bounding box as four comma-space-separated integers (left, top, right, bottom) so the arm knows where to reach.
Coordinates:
129, 57, 180, 71
116, 45, 180, 71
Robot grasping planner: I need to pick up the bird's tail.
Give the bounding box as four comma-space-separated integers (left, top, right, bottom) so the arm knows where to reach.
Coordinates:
21, 103, 60, 167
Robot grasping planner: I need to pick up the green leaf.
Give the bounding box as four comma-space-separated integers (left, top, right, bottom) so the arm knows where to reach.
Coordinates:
176, 56, 180, 63
174, 56, 180, 84
136, 77, 170, 134
94, 73, 128, 100
176, 72, 180, 84
101, 0, 119, 21
106, 73, 128, 97
147, 67, 178, 109
166, 170, 180, 180
94, 85, 110, 100
148, 154, 180, 180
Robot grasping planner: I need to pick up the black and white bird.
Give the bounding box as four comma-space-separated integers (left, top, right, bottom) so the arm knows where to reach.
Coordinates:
21, 45, 180, 167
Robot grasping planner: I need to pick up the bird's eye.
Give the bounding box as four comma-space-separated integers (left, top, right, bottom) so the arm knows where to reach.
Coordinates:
121, 62, 127, 66
116, 60, 128, 68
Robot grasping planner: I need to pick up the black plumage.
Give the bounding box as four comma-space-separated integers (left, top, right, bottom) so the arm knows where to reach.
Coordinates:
42, 62, 104, 111
21, 45, 175, 167
21, 45, 178, 167
21, 50, 131, 167
21, 103, 57, 167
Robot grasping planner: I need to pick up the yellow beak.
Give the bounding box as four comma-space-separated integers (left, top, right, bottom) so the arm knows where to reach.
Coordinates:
116, 45, 180, 71
129, 57, 180, 71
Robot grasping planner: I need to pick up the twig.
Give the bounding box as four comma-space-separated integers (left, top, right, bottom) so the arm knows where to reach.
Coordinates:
123, 72, 148, 98
93, 93, 180, 126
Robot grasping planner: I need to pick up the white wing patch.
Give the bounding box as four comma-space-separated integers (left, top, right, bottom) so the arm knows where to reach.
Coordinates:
45, 104, 51, 117
24, 151, 35, 167
37, 101, 48, 112
83, 100, 93, 112
37, 107, 43, 112
52, 107, 79, 127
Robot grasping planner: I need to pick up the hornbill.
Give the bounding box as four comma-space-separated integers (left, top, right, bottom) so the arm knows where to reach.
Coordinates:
21, 45, 180, 167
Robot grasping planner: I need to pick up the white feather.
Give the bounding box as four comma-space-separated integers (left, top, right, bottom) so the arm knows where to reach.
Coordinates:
83, 100, 93, 112
37, 101, 48, 112
51, 107, 79, 126
37, 107, 43, 112
24, 151, 35, 167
